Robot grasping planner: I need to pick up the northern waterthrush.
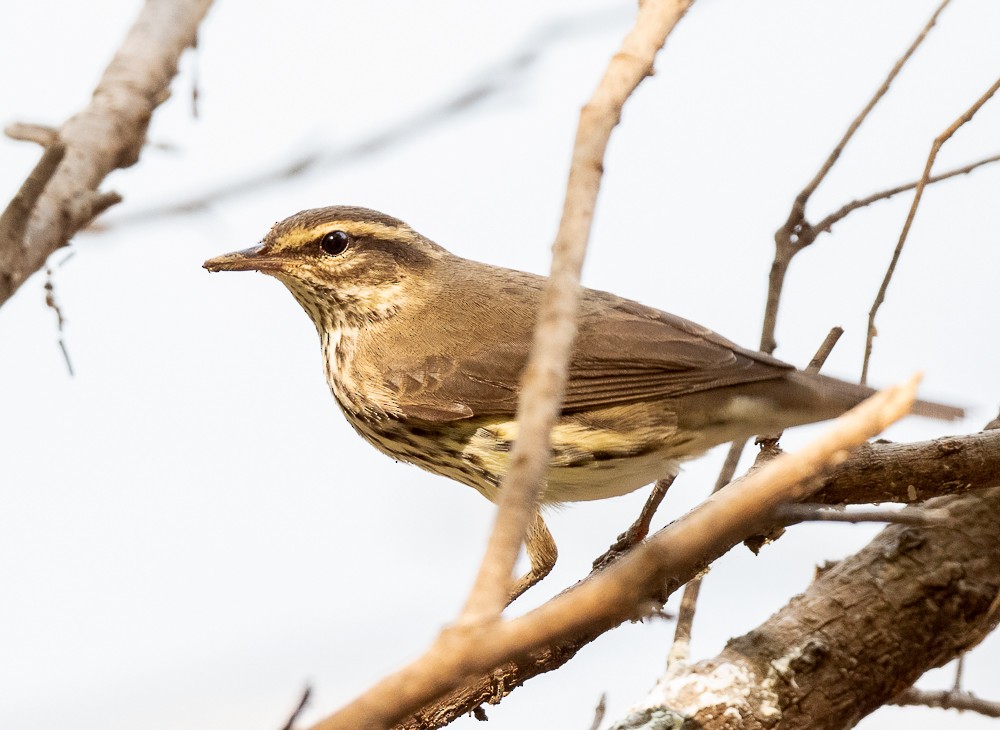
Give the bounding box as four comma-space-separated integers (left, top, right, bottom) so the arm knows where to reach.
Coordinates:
204, 206, 961, 597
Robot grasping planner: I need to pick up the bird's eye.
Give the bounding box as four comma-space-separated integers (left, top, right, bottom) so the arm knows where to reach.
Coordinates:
319, 230, 350, 256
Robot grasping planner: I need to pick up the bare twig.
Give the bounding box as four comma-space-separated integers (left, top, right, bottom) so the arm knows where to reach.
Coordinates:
814, 152, 1000, 235
762, 0, 951, 354
279, 686, 312, 730
0, 0, 213, 308
593, 476, 675, 571
891, 688, 1000, 718
861, 74, 1000, 383
459, 0, 692, 625
4, 122, 59, 146
43, 255, 75, 377
400, 416, 999, 728
776, 504, 948, 526
588, 693, 607, 730
952, 654, 965, 691
806, 327, 845, 373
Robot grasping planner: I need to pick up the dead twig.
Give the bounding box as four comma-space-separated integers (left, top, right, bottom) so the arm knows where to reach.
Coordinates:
593, 476, 675, 571
814, 152, 1000, 235
762, 0, 951, 354
890, 688, 1000, 719
279, 686, 312, 730
861, 73, 1000, 383
309, 3, 696, 727
775, 504, 948, 526
43, 254, 75, 376
588, 693, 608, 730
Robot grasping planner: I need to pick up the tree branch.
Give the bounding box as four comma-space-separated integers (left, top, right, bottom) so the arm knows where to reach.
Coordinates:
0, 0, 213, 307
459, 0, 693, 626
890, 688, 1000, 719
861, 73, 1000, 383
762, 0, 951, 354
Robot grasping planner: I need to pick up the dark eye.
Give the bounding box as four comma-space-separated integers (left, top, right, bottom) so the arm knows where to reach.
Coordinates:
319, 230, 350, 256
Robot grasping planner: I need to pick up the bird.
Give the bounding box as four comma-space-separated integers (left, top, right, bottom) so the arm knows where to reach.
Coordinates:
204, 205, 962, 600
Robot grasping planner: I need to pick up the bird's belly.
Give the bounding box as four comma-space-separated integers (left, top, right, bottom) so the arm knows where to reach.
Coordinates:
334, 395, 686, 505
463, 417, 682, 504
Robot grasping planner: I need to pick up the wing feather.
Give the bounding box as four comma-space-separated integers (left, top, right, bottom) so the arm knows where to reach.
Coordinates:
380, 269, 792, 422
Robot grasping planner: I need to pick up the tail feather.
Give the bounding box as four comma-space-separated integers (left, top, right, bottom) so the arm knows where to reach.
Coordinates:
802, 372, 964, 422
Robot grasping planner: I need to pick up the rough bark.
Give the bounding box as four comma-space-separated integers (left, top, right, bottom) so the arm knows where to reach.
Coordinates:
610, 488, 1000, 729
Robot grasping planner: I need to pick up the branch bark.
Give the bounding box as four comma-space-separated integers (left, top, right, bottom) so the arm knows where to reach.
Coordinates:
0, 0, 213, 307
610, 488, 1000, 729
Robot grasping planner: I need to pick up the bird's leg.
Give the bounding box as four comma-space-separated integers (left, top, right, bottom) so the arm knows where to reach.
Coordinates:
507, 512, 558, 605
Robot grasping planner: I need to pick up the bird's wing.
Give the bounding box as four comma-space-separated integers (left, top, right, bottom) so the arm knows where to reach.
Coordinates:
384, 287, 793, 422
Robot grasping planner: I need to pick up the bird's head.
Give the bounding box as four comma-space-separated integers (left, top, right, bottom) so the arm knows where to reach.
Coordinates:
204, 206, 446, 330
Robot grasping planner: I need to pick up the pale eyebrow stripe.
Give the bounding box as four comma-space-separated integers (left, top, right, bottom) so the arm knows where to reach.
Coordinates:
270, 221, 417, 250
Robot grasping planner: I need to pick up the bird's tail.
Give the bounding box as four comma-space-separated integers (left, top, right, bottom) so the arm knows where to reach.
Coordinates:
796, 372, 965, 422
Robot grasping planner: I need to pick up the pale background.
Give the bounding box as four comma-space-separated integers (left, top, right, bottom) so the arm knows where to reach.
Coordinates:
2, 1, 998, 728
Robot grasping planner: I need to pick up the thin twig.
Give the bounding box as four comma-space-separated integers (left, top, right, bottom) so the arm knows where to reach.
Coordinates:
4, 122, 59, 146
814, 153, 1000, 235
891, 688, 1000, 718
279, 686, 313, 730
952, 654, 965, 692
458, 0, 692, 625
588, 693, 607, 730
776, 504, 948, 526
43, 257, 74, 377
861, 74, 1000, 384
593, 476, 675, 571
762, 0, 951, 354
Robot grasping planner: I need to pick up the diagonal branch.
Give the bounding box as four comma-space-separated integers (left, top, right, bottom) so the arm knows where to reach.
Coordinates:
0, 0, 213, 308
459, 0, 693, 626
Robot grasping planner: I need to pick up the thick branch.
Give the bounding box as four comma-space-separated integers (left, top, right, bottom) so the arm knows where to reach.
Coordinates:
813, 428, 1000, 505
611, 488, 1000, 729
0, 0, 213, 307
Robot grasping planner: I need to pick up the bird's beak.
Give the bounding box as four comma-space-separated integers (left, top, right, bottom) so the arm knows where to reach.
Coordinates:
203, 245, 285, 273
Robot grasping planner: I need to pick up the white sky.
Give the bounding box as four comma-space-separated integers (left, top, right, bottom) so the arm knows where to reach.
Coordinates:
2, 1, 999, 728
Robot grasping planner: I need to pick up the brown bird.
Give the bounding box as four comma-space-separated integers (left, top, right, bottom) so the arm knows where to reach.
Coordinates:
204, 206, 961, 599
